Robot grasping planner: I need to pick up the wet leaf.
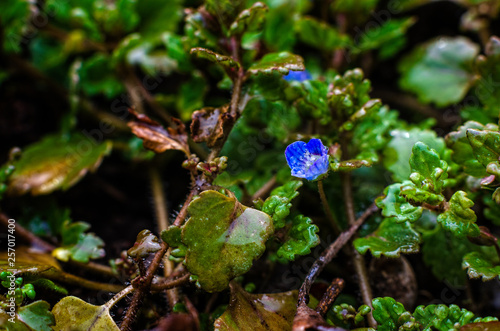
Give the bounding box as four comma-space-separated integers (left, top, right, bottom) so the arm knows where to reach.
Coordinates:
247, 52, 305, 75
260, 180, 303, 229
52, 296, 119, 330
6, 134, 112, 196
398, 37, 479, 107
0, 247, 61, 275
463, 251, 500, 281
127, 229, 161, 258
376, 182, 422, 223
437, 191, 479, 238
190, 105, 232, 147
467, 129, 500, 178
383, 128, 446, 182
460, 321, 500, 330
0, 300, 55, 331
190, 47, 240, 70
214, 282, 297, 330
354, 218, 421, 258
372, 297, 418, 331
413, 304, 496, 330
229, 2, 268, 36
128, 111, 189, 156
277, 215, 320, 261
182, 190, 274, 292
446, 122, 497, 177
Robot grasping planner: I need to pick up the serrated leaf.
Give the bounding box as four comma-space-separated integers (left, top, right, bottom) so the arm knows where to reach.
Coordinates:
6, 134, 112, 196
413, 304, 493, 331
260, 180, 302, 228
466, 129, 500, 176
383, 128, 446, 182
463, 251, 500, 281
445, 122, 496, 177
52, 296, 119, 330
398, 36, 479, 107
0, 300, 55, 331
409, 142, 448, 194
214, 282, 297, 330
182, 190, 273, 292
372, 297, 418, 331
376, 182, 423, 223
437, 191, 479, 238
354, 218, 421, 258
247, 51, 305, 75
229, 2, 268, 36
190, 47, 240, 69
276, 215, 320, 261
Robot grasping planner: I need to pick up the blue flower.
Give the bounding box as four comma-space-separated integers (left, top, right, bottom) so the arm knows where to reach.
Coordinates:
285, 139, 329, 180
283, 70, 312, 82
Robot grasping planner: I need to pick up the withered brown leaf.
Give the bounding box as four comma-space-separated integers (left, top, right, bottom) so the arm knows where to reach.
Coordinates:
190, 105, 232, 147
128, 111, 189, 156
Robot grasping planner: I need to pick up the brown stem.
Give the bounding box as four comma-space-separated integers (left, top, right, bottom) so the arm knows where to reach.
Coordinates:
120, 241, 169, 331
316, 278, 345, 316
47, 270, 124, 292
340, 158, 376, 327
318, 180, 341, 235
150, 273, 190, 291
297, 203, 378, 306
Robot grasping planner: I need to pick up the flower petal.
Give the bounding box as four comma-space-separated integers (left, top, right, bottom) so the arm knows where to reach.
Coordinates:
285, 141, 307, 170
305, 155, 329, 180
306, 138, 327, 156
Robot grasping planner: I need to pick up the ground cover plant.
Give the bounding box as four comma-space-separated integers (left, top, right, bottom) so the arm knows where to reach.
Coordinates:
2, 0, 500, 330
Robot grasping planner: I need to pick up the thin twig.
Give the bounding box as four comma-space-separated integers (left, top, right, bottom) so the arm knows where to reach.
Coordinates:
318, 180, 341, 235
47, 270, 124, 292
340, 167, 376, 328
120, 242, 169, 331
316, 278, 345, 316
173, 190, 196, 227
251, 175, 277, 202
150, 273, 190, 291
104, 285, 134, 310
297, 203, 378, 306
0, 213, 55, 252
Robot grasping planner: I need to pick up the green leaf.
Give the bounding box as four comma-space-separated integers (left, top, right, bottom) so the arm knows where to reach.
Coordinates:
376, 182, 423, 223
466, 129, 500, 176
421, 224, 474, 285
446, 122, 497, 177
474, 36, 500, 116
247, 51, 305, 75
6, 134, 112, 196
182, 190, 274, 292
127, 229, 161, 258
52, 220, 105, 263
398, 37, 479, 107
413, 304, 494, 330
276, 215, 320, 261
399, 142, 448, 205
260, 180, 302, 229
372, 297, 418, 331
463, 251, 500, 281
383, 128, 446, 182
354, 218, 421, 258
437, 191, 479, 238
356, 17, 416, 59
92, 0, 139, 34
136, 0, 182, 36
295, 16, 351, 51
0, 300, 55, 331
229, 2, 268, 36
52, 296, 119, 330
190, 47, 240, 70
214, 282, 297, 330
161, 226, 183, 247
